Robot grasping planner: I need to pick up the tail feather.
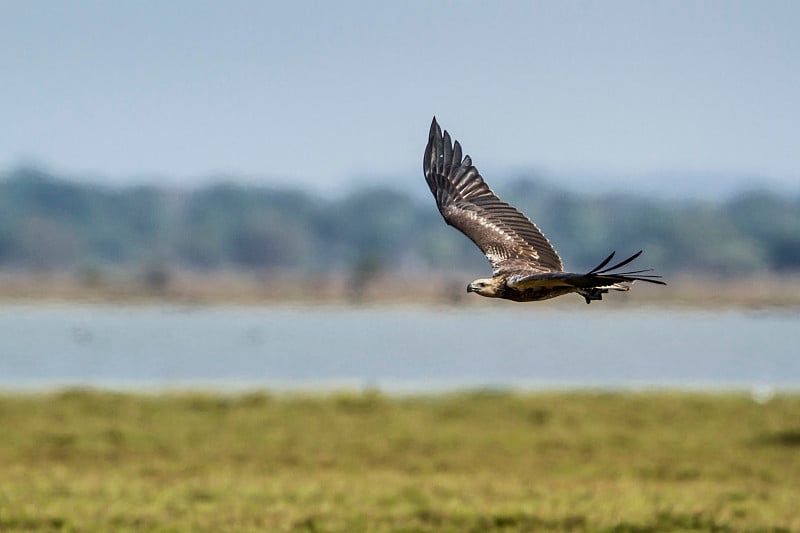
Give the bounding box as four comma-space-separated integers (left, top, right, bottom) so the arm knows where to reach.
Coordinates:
589, 250, 644, 274
579, 250, 666, 303
588, 251, 617, 273
586, 250, 666, 286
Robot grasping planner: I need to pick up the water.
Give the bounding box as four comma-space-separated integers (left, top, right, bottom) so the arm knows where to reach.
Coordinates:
0, 304, 798, 392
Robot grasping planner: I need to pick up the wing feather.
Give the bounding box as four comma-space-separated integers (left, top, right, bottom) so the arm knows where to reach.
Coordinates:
423, 117, 563, 273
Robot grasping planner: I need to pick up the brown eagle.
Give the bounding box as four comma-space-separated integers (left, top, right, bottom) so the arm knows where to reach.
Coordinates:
423, 117, 665, 304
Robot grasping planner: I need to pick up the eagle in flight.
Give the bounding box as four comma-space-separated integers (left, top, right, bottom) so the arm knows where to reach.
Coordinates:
423, 117, 665, 304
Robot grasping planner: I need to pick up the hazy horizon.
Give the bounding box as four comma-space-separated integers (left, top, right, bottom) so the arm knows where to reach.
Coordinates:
3, 1, 798, 197
3, 161, 796, 203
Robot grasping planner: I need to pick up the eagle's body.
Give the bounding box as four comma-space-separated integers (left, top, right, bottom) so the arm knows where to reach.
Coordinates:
468, 272, 613, 303
423, 117, 665, 304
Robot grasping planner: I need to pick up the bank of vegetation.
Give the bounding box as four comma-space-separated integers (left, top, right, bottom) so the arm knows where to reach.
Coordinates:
2, 166, 799, 281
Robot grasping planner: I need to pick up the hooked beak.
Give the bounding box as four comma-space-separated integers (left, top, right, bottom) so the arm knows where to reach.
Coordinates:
466, 283, 478, 293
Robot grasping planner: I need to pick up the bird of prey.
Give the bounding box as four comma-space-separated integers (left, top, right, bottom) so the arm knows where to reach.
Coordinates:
423, 117, 665, 304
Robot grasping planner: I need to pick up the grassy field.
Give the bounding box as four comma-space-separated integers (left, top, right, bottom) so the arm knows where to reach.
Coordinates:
1, 390, 799, 532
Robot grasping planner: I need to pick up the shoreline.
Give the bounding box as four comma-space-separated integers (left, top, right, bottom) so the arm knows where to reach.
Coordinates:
0, 271, 799, 308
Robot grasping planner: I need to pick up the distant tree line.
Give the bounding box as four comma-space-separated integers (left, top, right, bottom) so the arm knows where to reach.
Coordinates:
1, 166, 798, 277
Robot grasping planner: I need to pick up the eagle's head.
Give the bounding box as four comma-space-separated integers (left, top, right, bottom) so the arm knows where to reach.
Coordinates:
467, 278, 502, 297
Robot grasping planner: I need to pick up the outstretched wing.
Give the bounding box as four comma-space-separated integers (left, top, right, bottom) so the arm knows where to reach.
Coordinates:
423, 117, 563, 273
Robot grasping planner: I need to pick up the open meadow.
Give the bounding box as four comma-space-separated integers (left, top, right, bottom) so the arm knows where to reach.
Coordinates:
1, 390, 799, 532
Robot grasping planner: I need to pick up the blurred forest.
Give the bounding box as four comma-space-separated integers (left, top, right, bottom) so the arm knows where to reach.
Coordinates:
1, 166, 799, 282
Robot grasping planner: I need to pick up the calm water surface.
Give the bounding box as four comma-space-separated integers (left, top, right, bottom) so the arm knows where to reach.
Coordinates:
1, 304, 797, 391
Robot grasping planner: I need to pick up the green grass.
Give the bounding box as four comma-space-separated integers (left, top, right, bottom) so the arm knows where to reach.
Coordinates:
1, 390, 799, 532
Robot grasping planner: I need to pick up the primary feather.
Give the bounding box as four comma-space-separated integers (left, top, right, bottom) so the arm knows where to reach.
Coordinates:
423, 118, 563, 274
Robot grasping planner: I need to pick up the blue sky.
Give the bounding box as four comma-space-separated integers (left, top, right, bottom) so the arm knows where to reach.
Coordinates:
1, 1, 798, 195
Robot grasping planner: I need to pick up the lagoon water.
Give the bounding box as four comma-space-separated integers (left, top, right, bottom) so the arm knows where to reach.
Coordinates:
1, 304, 798, 392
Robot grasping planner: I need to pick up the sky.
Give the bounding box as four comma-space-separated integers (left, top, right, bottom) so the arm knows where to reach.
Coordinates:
1, 1, 799, 197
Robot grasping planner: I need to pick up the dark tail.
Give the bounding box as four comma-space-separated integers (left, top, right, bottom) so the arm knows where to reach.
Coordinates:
587, 250, 666, 285
580, 250, 666, 304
